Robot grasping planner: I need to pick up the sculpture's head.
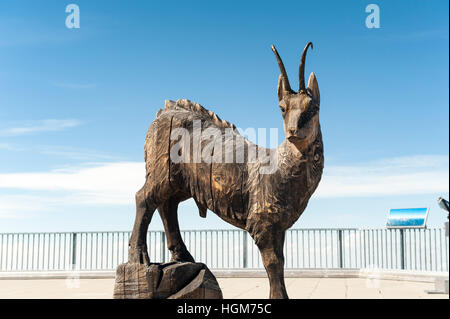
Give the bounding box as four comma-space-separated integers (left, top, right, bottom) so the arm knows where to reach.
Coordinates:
272, 42, 320, 151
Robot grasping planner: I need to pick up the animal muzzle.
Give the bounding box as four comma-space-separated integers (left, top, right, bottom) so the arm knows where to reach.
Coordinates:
287, 128, 307, 141
287, 128, 298, 137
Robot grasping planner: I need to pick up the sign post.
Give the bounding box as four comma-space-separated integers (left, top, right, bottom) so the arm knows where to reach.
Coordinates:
426, 198, 449, 294
386, 207, 428, 271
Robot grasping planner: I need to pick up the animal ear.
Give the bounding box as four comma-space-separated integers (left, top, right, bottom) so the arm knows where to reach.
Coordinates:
307, 72, 320, 105
277, 74, 291, 102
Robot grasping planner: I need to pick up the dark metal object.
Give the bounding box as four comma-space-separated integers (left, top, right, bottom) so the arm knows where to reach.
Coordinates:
437, 197, 449, 236
338, 229, 343, 268
400, 229, 405, 270
127, 43, 324, 299
71, 233, 77, 270
437, 197, 449, 213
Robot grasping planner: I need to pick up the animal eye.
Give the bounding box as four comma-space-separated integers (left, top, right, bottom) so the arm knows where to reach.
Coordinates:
279, 102, 287, 113
309, 99, 318, 109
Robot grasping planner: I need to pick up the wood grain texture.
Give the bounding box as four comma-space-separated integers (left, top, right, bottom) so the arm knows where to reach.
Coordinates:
113, 262, 222, 299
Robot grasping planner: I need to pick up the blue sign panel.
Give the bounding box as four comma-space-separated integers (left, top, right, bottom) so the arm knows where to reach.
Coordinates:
386, 208, 429, 228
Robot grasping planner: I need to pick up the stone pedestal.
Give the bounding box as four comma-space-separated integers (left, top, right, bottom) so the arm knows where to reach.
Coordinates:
113, 262, 223, 299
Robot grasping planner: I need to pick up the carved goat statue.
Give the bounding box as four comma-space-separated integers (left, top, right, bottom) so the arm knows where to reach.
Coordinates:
128, 42, 324, 299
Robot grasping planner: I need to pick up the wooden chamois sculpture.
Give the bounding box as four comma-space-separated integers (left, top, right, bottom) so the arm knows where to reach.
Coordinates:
128, 42, 323, 299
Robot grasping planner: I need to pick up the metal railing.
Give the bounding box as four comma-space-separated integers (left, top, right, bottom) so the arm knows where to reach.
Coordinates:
0, 228, 448, 272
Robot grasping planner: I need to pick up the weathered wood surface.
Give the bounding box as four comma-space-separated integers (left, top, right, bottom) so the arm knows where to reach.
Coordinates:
113, 262, 223, 299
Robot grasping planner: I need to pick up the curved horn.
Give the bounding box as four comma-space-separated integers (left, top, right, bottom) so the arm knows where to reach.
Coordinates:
299, 42, 313, 92
271, 45, 292, 92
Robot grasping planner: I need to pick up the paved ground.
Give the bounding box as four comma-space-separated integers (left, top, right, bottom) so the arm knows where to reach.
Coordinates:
0, 277, 447, 299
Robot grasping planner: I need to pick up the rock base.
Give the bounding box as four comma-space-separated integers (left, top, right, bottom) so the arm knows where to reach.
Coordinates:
113, 262, 223, 299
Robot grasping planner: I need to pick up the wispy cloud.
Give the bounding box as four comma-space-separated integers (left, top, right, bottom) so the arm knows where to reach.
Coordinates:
0, 143, 117, 161
0, 119, 81, 136
0, 143, 14, 150
387, 29, 449, 42
314, 155, 449, 198
37, 145, 120, 161
0, 17, 83, 48
0, 143, 24, 152
0, 195, 50, 219
53, 82, 97, 89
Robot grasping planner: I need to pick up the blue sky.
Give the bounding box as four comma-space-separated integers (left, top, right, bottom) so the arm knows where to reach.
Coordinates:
0, 0, 448, 232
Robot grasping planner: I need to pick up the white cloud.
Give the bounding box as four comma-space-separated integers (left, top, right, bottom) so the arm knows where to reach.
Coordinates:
314, 155, 449, 198
0, 119, 81, 136
0, 162, 144, 219
0, 155, 448, 219
0, 162, 145, 206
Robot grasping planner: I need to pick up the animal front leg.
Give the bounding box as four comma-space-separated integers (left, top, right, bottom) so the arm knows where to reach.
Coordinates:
255, 229, 288, 299
128, 186, 155, 265
158, 199, 195, 263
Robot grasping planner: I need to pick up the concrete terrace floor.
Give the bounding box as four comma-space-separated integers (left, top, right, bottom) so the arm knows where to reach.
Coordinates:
0, 278, 448, 299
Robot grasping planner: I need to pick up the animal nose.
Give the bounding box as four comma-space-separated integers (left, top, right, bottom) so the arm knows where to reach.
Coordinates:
288, 128, 297, 136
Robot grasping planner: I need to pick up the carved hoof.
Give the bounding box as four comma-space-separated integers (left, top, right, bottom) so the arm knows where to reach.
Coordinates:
128, 245, 150, 265
170, 246, 195, 263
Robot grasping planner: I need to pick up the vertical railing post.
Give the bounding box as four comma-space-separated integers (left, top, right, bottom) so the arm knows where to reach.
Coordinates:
400, 229, 405, 270
161, 232, 166, 263
338, 229, 343, 268
71, 233, 77, 270
242, 231, 248, 268
362, 229, 366, 268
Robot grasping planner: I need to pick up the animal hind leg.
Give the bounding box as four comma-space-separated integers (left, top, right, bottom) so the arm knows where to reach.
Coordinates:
158, 199, 195, 263
128, 184, 156, 265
